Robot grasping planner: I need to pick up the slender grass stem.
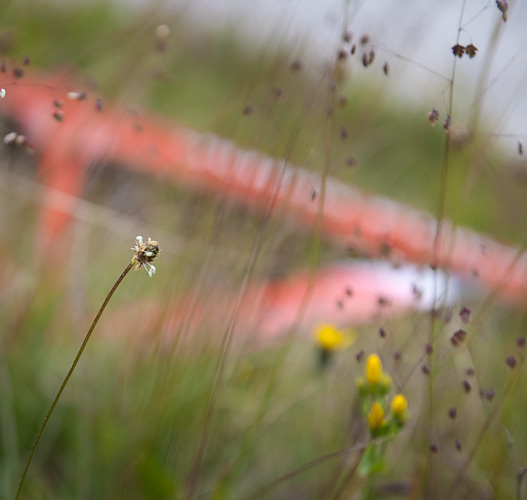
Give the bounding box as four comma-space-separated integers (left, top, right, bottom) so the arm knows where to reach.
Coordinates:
243, 447, 349, 500
427, 2, 467, 495
446, 353, 524, 499
14, 260, 135, 500
185, 66, 329, 499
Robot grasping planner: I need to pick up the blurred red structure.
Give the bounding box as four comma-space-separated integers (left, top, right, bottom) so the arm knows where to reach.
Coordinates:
1, 67, 525, 337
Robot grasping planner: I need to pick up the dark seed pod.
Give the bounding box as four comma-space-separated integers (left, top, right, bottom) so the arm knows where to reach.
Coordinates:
465, 44, 478, 58
452, 44, 465, 58
459, 307, 471, 324
451, 329, 467, 347
53, 110, 64, 122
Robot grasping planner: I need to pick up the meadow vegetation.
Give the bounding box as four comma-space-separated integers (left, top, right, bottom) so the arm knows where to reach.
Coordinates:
1, 1, 527, 499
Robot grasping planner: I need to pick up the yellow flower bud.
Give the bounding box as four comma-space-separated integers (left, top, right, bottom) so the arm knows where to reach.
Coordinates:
314, 324, 356, 351
391, 394, 408, 417
381, 373, 392, 389
365, 354, 382, 386
368, 402, 385, 432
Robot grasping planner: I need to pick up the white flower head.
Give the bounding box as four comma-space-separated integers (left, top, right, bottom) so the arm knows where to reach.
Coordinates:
0, 88, 6, 99
132, 235, 159, 277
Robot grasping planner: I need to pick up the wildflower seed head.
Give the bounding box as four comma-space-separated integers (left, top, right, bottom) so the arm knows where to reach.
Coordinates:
366, 354, 382, 386
506, 355, 517, 369
362, 53, 369, 67
443, 115, 451, 132
465, 44, 478, 58
452, 44, 465, 58
361, 50, 375, 68
428, 109, 440, 126
459, 307, 471, 324
451, 329, 467, 347
132, 235, 159, 278
53, 110, 64, 122
517, 336, 526, 348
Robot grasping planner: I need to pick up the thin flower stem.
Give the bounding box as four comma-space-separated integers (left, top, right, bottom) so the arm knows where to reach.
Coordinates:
14, 260, 135, 500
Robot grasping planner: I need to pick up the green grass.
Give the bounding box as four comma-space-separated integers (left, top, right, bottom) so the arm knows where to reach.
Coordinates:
2, 1, 527, 499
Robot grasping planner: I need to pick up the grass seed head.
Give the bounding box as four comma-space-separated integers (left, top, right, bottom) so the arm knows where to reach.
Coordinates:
132, 235, 159, 278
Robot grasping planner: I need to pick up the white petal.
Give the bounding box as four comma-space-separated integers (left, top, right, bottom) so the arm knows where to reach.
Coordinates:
144, 263, 156, 278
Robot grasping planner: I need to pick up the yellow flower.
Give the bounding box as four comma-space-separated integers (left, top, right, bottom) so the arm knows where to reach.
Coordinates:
314, 324, 356, 351
391, 394, 408, 418
365, 354, 382, 386
368, 402, 385, 433
380, 373, 392, 390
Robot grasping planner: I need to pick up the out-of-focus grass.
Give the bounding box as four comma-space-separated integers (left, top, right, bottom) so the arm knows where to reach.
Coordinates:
2, 1, 527, 499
